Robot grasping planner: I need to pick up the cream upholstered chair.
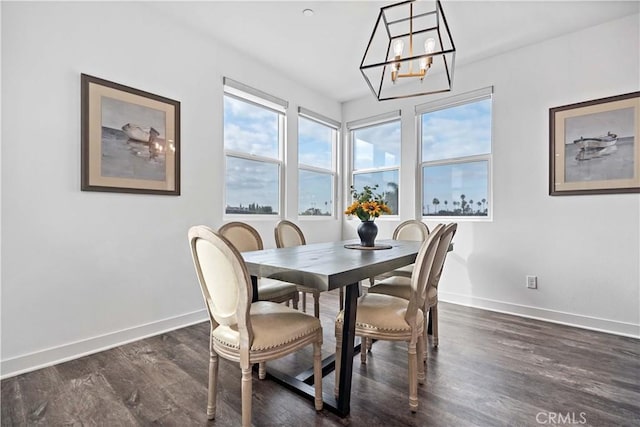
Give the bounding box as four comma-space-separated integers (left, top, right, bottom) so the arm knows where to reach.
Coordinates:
334, 224, 445, 412
274, 220, 323, 318
219, 222, 299, 309
188, 226, 323, 426
369, 222, 457, 350
369, 220, 430, 286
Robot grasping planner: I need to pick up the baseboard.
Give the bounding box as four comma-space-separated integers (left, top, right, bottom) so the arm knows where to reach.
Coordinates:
0, 309, 209, 380
439, 291, 640, 339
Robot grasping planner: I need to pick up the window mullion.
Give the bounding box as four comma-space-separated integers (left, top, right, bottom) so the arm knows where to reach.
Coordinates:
226, 150, 282, 165
421, 153, 490, 168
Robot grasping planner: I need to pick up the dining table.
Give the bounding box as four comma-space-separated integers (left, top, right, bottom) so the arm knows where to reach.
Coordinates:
241, 238, 424, 417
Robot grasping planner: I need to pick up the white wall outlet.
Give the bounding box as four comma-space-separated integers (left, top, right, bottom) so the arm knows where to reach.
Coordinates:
526, 275, 538, 289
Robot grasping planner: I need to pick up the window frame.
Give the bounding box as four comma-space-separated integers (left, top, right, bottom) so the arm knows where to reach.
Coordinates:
417, 87, 494, 222
223, 81, 287, 218
347, 111, 402, 219
297, 108, 340, 219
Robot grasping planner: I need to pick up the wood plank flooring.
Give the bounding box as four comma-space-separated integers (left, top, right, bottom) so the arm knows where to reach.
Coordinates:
2, 290, 639, 426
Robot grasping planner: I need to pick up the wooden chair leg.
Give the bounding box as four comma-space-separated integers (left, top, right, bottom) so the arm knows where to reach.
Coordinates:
334, 324, 342, 397
258, 362, 266, 379
207, 337, 219, 420
313, 291, 320, 318
408, 342, 418, 413
292, 292, 299, 310
313, 338, 323, 411
417, 335, 425, 385
432, 304, 439, 347
302, 291, 307, 313
360, 337, 367, 364
369, 276, 375, 287
241, 366, 252, 427
423, 305, 428, 362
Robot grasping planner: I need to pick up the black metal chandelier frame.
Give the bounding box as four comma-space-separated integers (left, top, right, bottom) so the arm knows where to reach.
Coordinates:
360, 0, 456, 101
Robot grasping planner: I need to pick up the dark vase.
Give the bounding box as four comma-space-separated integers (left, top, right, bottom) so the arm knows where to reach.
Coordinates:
357, 221, 378, 247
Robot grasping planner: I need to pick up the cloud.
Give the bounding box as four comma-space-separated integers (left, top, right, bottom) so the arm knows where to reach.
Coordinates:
353, 121, 401, 170
298, 117, 333, 169
422, 99, 492, 161
225, 156, 279, 207
224, 96, 280, 157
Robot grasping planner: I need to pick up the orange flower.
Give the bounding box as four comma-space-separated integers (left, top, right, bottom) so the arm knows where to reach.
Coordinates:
344, 201, 360, 215
345, 185, 392, 221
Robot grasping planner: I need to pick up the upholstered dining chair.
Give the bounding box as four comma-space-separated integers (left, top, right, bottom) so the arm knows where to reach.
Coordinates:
188, 225, 323, 426
334, 224, 445, 412
369, 220, 430, 286
368, 222, 457, 352
274, 220, 324, 318
219, 222, 299, 309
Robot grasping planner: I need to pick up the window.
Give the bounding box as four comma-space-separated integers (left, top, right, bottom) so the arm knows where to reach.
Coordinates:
348, 112, 401, 215
298, 108, 339, 216
419, 88, 493, 219
223, 78, 286, 215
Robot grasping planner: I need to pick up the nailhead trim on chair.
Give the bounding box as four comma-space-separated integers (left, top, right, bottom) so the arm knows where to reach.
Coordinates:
335, 309, 424, 333
213, 326, 321, 351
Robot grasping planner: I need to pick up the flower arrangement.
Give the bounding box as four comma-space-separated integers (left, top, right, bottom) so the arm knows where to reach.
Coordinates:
344, 185, 392, 221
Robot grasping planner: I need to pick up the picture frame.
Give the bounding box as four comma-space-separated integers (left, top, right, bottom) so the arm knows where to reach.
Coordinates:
81, 74, 180, 195
549, 91, 640, 196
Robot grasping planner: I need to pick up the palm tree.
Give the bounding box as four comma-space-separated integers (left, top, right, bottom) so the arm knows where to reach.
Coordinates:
482, 198, 487, 213
444, 200, 448, 213
460, 194, 467, 213
432, 197, 440, 214
477, 201, 481, 213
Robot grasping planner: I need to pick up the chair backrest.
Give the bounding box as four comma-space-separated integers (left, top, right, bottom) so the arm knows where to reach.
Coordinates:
393, 220, 430, 241
427, 222, 457, 291
188, 226, 252, 339
274, 220, 306, 248
405, 223, 445, 326
219, 222, 264, 252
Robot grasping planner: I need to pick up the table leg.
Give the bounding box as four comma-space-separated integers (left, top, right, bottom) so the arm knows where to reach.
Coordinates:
253, 282, 360, 418
336, 282, 359, 415
251, 276, 258, 303
427, 308, 433, 335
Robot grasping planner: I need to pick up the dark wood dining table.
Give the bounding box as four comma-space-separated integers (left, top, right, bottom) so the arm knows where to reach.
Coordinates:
241, 238, 423, 417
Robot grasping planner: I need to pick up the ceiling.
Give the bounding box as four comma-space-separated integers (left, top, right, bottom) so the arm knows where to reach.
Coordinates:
148, 1, 639, 103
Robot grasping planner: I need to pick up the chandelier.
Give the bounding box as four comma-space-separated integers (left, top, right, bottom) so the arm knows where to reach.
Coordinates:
360, 0, 456, 101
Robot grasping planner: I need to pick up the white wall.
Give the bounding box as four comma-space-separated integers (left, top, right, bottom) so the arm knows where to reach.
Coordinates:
1, 2, 341, 377
343, 14, 640, 337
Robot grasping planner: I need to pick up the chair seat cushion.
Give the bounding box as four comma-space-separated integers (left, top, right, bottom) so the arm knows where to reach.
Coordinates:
369, 276, 437, 305
212, 302, 321, 351
257, 278, 298, 300
336, 294, 423, 334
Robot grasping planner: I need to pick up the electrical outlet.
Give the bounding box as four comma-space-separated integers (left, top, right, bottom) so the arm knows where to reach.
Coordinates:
526, 275, 538, 289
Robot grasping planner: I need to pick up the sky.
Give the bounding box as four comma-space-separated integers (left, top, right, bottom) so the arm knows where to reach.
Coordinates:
421, 98, 491, 214
224, 94, 491, 216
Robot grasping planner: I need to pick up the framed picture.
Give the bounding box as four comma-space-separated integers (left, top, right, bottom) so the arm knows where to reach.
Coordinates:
81, 74, 180, 195
549, 91, 640, 196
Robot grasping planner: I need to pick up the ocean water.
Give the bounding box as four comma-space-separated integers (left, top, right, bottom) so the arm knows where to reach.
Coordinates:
564, 137, 634, 183
101, 127, 166, 181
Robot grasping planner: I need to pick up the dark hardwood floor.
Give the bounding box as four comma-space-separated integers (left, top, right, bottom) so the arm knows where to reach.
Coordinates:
2, 290, 639, 426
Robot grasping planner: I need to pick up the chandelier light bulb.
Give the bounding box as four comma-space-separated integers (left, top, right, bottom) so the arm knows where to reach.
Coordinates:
424, 38, 436, 53
419, 57, 428, 71
393, 39, 404, 57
